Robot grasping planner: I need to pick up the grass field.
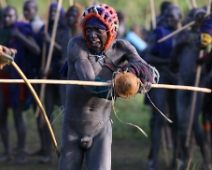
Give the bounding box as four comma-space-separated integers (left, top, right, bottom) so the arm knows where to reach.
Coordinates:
0, 94, 209, 170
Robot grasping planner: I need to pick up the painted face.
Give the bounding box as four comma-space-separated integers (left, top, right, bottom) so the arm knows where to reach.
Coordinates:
2, 8, 17, 27
66, 9, 78, 28
85, 24, 108, 53
23, 2, 37, 21
165, 8, 181, 30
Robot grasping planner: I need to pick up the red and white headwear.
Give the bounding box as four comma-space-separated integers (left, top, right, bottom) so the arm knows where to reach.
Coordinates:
80, 4, 119, 51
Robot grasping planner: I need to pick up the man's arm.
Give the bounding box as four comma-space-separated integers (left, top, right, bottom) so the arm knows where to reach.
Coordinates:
11, 28, 40, 55
67, 37, 95, 95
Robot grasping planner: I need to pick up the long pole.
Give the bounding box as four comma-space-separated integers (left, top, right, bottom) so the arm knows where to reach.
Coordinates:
35, 0, 63, 117
158, 12, 211, 43
191, 0, 197, 8
185, 0, 192, 10
150, 0, 156, 30
0, 0, 7, 8
0, 79, 211, 93
41, 0, 51, 69
70, 0, 73, 6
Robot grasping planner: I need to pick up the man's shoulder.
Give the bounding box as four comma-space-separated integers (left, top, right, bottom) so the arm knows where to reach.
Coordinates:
68, 36, 86, 48
68, 36, 89, 62
111, 38, 131, 48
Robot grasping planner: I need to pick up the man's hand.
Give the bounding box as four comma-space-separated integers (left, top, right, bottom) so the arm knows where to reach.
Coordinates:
11, 28, 22, 39
0, 45, 17, 69
0, 45, 16, 57
139, 82, 152, 93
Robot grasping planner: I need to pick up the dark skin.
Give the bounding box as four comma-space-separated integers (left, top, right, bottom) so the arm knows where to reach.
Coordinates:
66, 9, 78, 28
65, 8, 81, 36
58, 23, 151, 170
23, 0, 37, 21
2, 7, 40, 55
165, 7, 182, 30
85, 24, 107, 54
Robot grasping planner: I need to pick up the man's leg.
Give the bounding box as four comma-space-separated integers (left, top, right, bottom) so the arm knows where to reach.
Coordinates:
58, 119, 84, 170
193, 92, 210, 169
150, 87, 168, 170
0, 87, 10, 161
86, 121, 112, 170
13, 101, 27, 163
177, 88, 193, 170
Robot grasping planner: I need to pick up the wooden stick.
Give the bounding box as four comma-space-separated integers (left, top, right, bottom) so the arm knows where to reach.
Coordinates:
158, 21, 195, 43
158, 11, 212, 43
0, 0, 7, 8
41, 0, 51, 69
185, 0, 192, 10
173, 0, 179, 6
36, 0, 63, 118
70, 0, 74, 6
0, 79, 211, 93
10, 61, 60, 158
186, 51, 203, 147
191, 0, 197, 8
150, 0, 156, 30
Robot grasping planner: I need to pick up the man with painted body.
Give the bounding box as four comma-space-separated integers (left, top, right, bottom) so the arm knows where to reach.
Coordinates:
170, 8, 210, 170
58, 4, 156, 170
144, 5, 182, 170
0, 6, 40, 163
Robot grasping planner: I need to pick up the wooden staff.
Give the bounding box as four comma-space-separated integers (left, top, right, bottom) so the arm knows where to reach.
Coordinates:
158, 20, 195, 43
41, 0, 51, 69
158, 11, 211, 43
0, 79, 211, 93
186, 0, 212, 147
70, 0, 74, 6
185, 0, 192, 10
173, 0, 179, 6
191, 0, 197, 8
150, 0, 156, 30
0, 0, 7, 8
185, 50, 204, 147
35, 0, 63, 118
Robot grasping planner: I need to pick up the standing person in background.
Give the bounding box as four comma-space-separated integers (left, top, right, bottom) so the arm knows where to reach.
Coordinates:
0, 6, 40, 163
170, 8, 211, 170
59, 4, 83, 78
144, 5, 182, 170
35, 2, 69, 163
22, 0, 49, 163
65, 3, 82, 37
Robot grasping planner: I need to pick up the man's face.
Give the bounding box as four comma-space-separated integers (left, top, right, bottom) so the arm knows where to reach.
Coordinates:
2, 8, 17, 27
23, 2, 37, 21
165, 8, 181, 30
49, 6, 57, 23
85, 24, 108, 53
66, 10, 78, 28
